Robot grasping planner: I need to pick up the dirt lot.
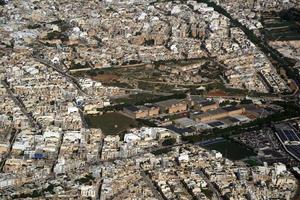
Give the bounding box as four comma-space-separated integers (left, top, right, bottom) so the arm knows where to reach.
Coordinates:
90, 74, 119, 83
207, 90, 228, 97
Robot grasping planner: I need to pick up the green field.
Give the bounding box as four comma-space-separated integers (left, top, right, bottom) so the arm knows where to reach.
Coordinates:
85, 112, 138, 135
205, 139, 256, 160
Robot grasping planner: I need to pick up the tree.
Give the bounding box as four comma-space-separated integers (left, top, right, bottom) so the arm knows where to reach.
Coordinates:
162, 138, 176, 146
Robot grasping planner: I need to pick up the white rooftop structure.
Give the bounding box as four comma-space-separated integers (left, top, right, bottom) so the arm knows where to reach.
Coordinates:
124, 133, 141, 143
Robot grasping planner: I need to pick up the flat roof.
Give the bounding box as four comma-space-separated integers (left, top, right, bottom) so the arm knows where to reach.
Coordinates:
220, 116, 240, 124
124, 105, 139, 112
156, 99, 185, 108
165, 125, 194, 134
197, 100, 217, 107
174, 117, 196, 127
207, 121, 225, 127
222, 106, 241, 112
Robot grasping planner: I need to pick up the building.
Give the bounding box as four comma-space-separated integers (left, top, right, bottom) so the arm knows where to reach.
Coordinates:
195, 100, 219, 112
146, 104, 160, 117
156, 99, 187, 114
193, 106, 245, 122
123, 105, 148, 119
123, 104, 159, 119
174, 117, 196, 128
81, 185, 97, 198
188, 96, 219, 112
274, 163, 287, 176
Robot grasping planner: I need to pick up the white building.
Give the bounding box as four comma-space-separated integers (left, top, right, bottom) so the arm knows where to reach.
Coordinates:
81, 185, 97, 198
212, 150, 222, 159
274, 163, 287, 176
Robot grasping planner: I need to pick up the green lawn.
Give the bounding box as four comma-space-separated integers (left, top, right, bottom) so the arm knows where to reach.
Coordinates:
205, 140, 256, 160
85, 112, 138, 135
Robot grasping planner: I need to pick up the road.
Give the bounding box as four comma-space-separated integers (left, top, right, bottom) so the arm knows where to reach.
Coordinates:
34, 57, 87, 96
0, 127, 17, 173
77, 106, 88, 129
204, 94, 284, 101
197, 0, 300, 92
140, 170, 165, 200
196, 169, 223, 200
1, 79, 42, 130
51, 132, 64, 173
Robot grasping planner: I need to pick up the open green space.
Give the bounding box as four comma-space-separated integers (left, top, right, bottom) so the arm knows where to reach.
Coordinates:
262, 9, 300, 41
72, 57, 224, 93
204, 139, 256, 160
85, 112, 138, 135
114, 93, 185, 105
102, 93, 186, 113
75, 173, 95, 185
202, 188, 214, 199
113, 93, 162, 105
244, 158, 261, 166
152, 148, 172, 155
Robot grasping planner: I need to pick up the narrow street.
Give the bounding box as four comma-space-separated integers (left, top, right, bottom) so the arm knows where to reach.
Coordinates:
34, 57, 87, 95
0, 127, 17, 172
1, 80, 42, 130
196, 169, 223, 200
140, 170, 165, 200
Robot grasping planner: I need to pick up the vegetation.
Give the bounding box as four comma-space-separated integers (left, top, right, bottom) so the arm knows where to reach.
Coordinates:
137, 119, 158, 127
153, 57, 206, 67
12, 184, 55, 199
15, 190, 42, 198
240, 99, 253, 104
261, 9, 300, 42
113, 93, 162, 105
103, 93, 186, 112
27, 24, 42, 29
75, 173, 95, 185
0, 0, 8, 5
71, 61, 89, 69
219, 100, 238, 107
245, 159, 261, 167
49, 19, 72, 32
200, 0, 300, 84
183, 101, 300, 143
136, 93, 186, 105
205, 139, 256, 160
85, 112, 138, 135
202, 188, 214, 199
152, 148, 172, 155
98, 104, 128, 112
280, 8, 300, 22
46, 31, 68, 42
205, 82, 249, 96
162, 138, 176, 146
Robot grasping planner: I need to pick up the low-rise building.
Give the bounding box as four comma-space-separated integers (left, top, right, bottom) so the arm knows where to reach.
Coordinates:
174, 117, 196, 128
81, 185, 97, 198
156, 99, 187, 114
193, 106, 245, 122
123, 104, 159, 119
189, 96, 219, 112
